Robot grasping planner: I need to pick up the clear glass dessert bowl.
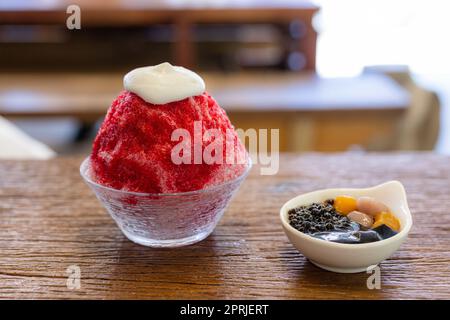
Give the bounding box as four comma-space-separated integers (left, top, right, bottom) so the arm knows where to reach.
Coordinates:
80, 157, 251, 247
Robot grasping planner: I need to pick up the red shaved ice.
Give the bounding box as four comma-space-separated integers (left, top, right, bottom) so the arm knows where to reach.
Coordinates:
91, 91, 248, 193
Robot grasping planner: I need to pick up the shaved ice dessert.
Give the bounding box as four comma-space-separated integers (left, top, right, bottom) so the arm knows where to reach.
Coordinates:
91, 62, 248, 193
81, 62, 250, 247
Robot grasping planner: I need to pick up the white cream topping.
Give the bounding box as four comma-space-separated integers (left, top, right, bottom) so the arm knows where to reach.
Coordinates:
123, 62, 205, 104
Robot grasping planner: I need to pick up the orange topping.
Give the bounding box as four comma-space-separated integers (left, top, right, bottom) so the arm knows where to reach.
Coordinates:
372, 211, 401, 231
333, 195, 357, 216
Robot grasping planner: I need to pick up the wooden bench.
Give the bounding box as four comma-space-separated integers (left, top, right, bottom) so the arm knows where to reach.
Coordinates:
0, 72, 410, 151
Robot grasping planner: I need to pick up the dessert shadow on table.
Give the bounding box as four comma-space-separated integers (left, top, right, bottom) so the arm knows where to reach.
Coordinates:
110, 233, 228, 282
275, 243, 390, 298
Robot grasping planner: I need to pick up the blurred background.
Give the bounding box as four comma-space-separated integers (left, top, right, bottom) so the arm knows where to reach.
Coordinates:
0, 0, 448, 159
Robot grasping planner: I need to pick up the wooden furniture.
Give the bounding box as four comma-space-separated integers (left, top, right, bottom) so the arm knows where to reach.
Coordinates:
0, 72, 410, 151
207, 73, 410, 151
0, 0, 319, 70
0, 153, 449, 299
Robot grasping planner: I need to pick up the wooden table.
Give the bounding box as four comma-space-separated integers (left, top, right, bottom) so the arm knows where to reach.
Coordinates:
0, 72, 409, 151
1, 153, 449, 299
0, 0, 319, 69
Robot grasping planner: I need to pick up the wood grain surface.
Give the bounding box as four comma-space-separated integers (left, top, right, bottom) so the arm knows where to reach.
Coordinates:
0, 153, 449, 299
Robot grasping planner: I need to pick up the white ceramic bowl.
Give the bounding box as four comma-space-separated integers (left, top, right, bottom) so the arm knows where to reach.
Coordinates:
280, 181, 413, 273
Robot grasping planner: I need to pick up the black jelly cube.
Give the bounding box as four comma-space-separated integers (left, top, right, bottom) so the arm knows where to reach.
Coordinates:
372, 224, 398, 240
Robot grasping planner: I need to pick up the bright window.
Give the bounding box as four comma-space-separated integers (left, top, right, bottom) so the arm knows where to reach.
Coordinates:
314, 0, 450, 77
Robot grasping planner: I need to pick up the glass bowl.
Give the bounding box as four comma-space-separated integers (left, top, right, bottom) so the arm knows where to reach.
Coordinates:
80, 157, 251, 247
